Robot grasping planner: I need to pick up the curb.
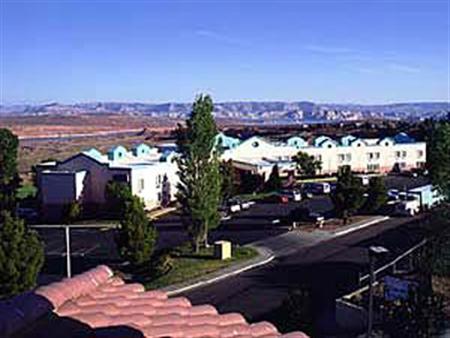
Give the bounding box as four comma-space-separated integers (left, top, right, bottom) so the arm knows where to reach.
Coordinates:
164, 246, 275, 296
333, 216, 390, 237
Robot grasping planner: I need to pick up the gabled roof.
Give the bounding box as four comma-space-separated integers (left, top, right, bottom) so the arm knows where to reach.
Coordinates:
287, 136, 308, 148
0, 265, 308, 338
393, 132, 416, 144
340, 135, 357, 147
313, 135, 334, 147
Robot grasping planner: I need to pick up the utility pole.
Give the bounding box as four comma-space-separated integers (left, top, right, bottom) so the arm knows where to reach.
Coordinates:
65, 226, 71, 278
367, 246, 389, 338
367, 254, 375, 337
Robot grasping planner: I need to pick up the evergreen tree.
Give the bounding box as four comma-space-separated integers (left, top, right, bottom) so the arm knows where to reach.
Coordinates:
331, 165, 364, 224
240, 172, 264, 194
176, 95, 222, 252
220, 160, 236, 202
293, 151, 322, 177
363, 176, 388, 213
0, 211, 44, 298
116, 196, 158, 266
264, 165, 282, 192
105, 181, 133, 217
427, 120, 450, 200
0, 128, 20, 217
63, 201, 82, 224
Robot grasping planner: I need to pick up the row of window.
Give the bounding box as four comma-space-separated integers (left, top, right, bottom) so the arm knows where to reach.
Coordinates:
137, 174, 164, 193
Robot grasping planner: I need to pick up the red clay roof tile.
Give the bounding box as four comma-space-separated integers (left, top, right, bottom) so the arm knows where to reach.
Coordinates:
2, 265, 309, 338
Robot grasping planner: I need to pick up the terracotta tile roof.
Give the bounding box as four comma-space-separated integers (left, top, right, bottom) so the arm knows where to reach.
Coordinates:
1, 265, 308, 338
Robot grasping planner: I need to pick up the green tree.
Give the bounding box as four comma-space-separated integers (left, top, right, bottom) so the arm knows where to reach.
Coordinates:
363, 176, 388, 213
331, 165, 364, 224
0, 128, 20, 217
427, 120, 450, 200
63, 201, 82, 224
220, 160, 236, 202
264, 165, 282, 192
239, 172, 264, 194
293, 151, 322, 177
105, 181, 133, 217
0, 211, 44, 298
116, 196, 158, 266
176, 95, 223, 252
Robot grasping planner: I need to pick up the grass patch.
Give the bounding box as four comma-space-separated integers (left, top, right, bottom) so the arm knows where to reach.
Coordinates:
16, 183, 37, 200
145, 244, 258, 290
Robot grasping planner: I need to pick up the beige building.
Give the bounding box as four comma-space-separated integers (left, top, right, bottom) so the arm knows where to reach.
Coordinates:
220, 133, 426, 179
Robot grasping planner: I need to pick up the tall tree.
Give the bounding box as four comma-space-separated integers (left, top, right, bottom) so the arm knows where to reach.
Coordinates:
363, 176, 388, 213
220, 160, 236, 202
293, 151, 322, 177
0, 211, 44, 298
116, 196, 158, 266
0, 128, 20, 217
331, 165, 364, 224
265, 165, 282, 192
427, 120, 450, 200
176, 95, 223, 252
105, 181, 133, 217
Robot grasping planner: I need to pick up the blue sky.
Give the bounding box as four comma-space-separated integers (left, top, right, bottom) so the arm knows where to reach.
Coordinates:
1, 0, 449, 104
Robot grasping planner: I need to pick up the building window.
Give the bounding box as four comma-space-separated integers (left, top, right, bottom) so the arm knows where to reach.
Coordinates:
156, 174, 162, 187
138, 178, 145, 192
346, 154, 352, 162
367, 164, 380, 171
252, 141, 259, 148
417, 150, 424, 158
338, 154, 345, 163
395, 151, 401, 159
402, 151, 407, 158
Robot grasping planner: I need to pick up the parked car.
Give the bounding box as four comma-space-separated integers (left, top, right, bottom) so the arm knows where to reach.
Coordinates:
267, 194, 289, 203
222, 198, 241, 213
279, 189, 302, 202
356, 175, 370, 186
286, 206, 325, 223
303, 182, 331, 195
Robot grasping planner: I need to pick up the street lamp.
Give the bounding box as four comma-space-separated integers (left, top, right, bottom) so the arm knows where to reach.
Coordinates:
367, 245, 389, 338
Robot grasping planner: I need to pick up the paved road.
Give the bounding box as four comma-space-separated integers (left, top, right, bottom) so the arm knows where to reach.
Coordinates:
181, 214, 429, 335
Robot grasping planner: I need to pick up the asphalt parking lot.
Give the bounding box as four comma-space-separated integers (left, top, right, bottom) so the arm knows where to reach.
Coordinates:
35, 173, 429, 283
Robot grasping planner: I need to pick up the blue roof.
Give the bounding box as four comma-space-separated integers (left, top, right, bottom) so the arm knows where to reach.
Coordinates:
287, 136, 308, 148
394, 132, 416, 144
340, 135, 357, 146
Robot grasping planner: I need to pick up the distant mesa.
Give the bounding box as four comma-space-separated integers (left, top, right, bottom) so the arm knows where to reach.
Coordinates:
0, 101, 448, 122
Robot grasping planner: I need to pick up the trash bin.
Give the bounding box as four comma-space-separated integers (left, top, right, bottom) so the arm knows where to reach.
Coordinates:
214, 240, 232, 260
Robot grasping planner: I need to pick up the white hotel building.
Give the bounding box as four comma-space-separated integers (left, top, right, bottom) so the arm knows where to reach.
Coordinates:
218, 132, 426, 179
36, 132, 426, 220
36, 144, 179, 221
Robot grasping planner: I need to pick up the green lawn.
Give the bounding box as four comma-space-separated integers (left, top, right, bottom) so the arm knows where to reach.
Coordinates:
16, 183, 37, 200
145, 244, 258, 290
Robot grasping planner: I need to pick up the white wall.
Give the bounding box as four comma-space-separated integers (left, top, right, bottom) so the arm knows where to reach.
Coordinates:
223, 137, 427, 175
